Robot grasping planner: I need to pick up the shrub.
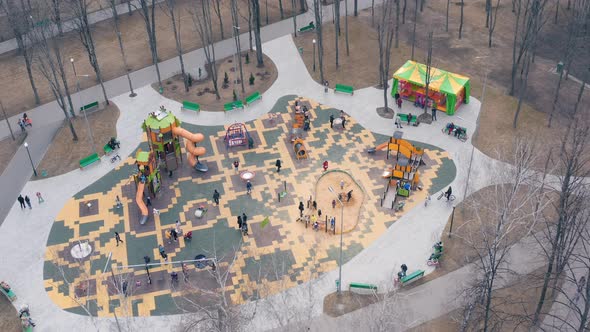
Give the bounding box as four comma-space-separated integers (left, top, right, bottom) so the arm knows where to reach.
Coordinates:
233, 90, 238, 101
187, 74, 193, 87
249, 73, 255, 85
245, 53, 250, 64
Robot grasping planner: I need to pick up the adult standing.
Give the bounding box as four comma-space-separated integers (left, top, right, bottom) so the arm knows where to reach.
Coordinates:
324, 80, 329, 93
341, 117, 347, 130
431, 107, 437, 121
246, 180, 253, 195
396, 98, 402, 110
213, 190, 220, 206
233, 160, 240, 173
114, 232, 124, 246
146, 196, 152, 207
24, 195, 32, 209
17, 195, 25, 209
407, 113, 413, 126
329, 114, 334, 128
36, 192, 45, 204
275, 159, 282, 172
237, 215, 243, 230
298, 201, 305, 217
171, 228, 178, 242
242, 213, 248, 225
394, 92, 400, 102
323, 160, 329, 171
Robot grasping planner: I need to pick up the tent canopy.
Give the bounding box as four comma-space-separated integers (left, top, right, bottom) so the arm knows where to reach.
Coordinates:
393, 60, 469, 97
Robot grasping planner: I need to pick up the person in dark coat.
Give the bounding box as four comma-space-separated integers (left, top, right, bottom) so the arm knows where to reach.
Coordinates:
213, 190, 220, 205
24, 195, 32, 209
329, 114, 334, 128
298, 202, 305, 217
114, 232, 124, 246
275, 159, 282, 172
237, 216, 243, 230
17, 195, 25, 209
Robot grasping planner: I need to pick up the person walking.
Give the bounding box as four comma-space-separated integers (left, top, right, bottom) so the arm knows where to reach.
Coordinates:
171, 228, 178, 242
341, 117, 347, 130
115, 195, 122, 208
146, 196, 152, 207
340, 180, 345, 190
213, 190, 220, 206
347, 190, 353, 202
329, 114, 334, 128
324, 80, 329, 93
396, 97, 402, 110
17, 195, 25, 209
407, 113, 413, 126
394, 92, 400, 102
237, 215, 243, 230
312, 200, 317, 210
318, 209, 322, 219
431, 107, 437, 121
298, 202, 305, 217
395, 117, 403, 129
24, 195, 32, 209
246, 180, 253, 195
175, 220, 182, 236
233, 160, 240, 173
114, 232, 124, 246
275, 159, 282, 172
18, 119, 25, 132
36, 192, 44, 204
158, 244, 168, 261
242, 213, 248, 225
323, 160, 329, 171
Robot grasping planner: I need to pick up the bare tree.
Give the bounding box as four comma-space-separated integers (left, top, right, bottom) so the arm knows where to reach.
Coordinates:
265, 0, 269, 24
299, 0, 306, 13
512, 0, 549, 128
279, 0, 284, 18
345, 0, 350, 56
532, 122, 590, 326
312, 0, 325, 83
212, 0, 225, 40
377, 0, 395, 111
548, 0, 588, 127
487, 0, 501, 47
423, 31, 433, 114
191, 0, 221, 100
446, 0, 450, 31
163, 0, 188, 92
402, 0, 407, 23
459, 139, 545, 331
395, 0, 400, 48
230, 0, 245, 94
31, 15, 78, 140
51, 0, 64, 36
411, 0, 418, 59
252, 0, 264, 67
0, 0, 40, 105
334, 0, 340, 68
107, 0, 136, 97
135, 0, 163, 90
459, 0, 465, 39
69, 0, 109, 105
291, 0, 297, 36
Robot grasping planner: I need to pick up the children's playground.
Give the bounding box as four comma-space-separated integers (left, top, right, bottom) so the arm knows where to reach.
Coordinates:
42, 95, 455, 317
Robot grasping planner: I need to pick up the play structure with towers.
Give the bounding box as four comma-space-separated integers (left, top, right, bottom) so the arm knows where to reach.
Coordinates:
134, 106, 208, 224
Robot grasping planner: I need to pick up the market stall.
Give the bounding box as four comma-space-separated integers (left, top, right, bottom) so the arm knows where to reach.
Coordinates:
391, 60, 470, 115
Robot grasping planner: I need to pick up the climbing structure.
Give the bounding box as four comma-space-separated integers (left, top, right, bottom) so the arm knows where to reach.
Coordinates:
375, 137, 424, 198
133, 149, 160, 224
224, 123, 250, 149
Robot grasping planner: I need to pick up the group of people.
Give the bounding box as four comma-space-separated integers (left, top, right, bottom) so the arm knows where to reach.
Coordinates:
329, 110, 348, 130
17, 192, 44, 210
444, 123, 465, 138
17, 113, 32, 132
237, 212, 249, 235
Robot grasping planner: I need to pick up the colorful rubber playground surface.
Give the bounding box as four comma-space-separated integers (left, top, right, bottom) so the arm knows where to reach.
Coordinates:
43, 96, 456, 317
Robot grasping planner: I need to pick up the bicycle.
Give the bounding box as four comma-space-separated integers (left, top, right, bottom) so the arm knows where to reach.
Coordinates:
437, 190, 455, 202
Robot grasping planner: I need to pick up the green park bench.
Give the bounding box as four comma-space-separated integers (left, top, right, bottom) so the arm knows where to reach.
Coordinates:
245, 91, 262, 105
298, 22, 315, 32
397, 113, 418, 125
79, 153, 101, 169
349, 282, 378, 291
400, 270, 425, 285
335, 84, 354, 95
80, 101, 99, 114
0, 287, 16, 301
182, 100, 200, 112
224, 100, 244, 112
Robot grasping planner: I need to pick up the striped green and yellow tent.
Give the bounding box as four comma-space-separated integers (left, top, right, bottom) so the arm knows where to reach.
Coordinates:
391, 60, 470, 115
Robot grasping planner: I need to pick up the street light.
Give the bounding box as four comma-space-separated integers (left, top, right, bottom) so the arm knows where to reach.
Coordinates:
312, 39, 316, 72
328, 186, 344, 294
70, 58, 97, 155
23, 142, 37, 177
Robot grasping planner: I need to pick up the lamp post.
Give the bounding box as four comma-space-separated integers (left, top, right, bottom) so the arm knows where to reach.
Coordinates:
23, 142, 37, 177
328, 186, 344, 294
70, 58, 97, 155
312, 39, 316, 72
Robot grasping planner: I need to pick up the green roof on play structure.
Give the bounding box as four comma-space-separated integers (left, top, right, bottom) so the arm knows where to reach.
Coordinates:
143, 108, 180, 130
393, 60, 470, 96
136, 151, 150, 163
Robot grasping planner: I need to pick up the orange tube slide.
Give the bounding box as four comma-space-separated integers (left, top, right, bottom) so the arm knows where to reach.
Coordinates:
172, 127, 207, 168
136, 181, 149, 223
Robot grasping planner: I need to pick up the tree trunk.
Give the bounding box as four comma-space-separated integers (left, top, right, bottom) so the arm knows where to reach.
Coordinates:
395, 0, 400, 48
513, 52, 531, 128
248, 0, 254, 50
572, 76, 586, 117
279, 0, 284, 19
446, 0, 450, 32
252, 0, 264, 67
372, 0, 375, 26
335, 0, 340, 68
354, 0, 358, 16
109, 0, 135, 96
169, 0, 188, 92
300, 0, 306, 13
265, 0, 269, 25
52, 0, 64, 36
485, 0, 491, 27
554, 0, 559, 23
420, 0, 424, 12
459, 0, 464, 39
314, 0, 324, 83
411, 0, 418, 59
213, 0, 224, 40
509, 0, 521, 96
231, 0, 245, 94
345, 0, 349, 56
292, 0, 297, 36
547, 68, 564, 128
150, 0, 162, 89
403, 0, 407, 23
487, 0, 500, 47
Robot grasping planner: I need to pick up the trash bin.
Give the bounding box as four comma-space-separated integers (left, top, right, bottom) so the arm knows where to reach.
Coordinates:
299, 47, 303, 54
557, 61, 564, 74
